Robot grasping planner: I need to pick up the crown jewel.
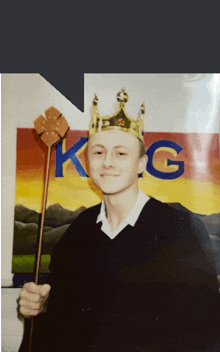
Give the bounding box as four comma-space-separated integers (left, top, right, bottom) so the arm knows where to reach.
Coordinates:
89, 88, 145, 142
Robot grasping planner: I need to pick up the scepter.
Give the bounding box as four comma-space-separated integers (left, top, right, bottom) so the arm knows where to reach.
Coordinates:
29, 106, 69, 352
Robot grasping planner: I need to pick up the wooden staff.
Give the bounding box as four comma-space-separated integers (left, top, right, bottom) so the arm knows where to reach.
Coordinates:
28, 106, 69, 352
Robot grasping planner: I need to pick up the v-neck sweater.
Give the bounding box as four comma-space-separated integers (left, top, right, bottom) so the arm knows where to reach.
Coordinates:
29, 198, 220, 352
96, 188, 150, 239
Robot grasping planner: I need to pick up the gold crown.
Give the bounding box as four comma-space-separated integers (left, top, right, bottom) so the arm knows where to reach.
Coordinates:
89, 88, 145, 142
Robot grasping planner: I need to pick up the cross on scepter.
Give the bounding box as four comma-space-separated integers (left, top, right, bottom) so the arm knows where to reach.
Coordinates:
29, 106, 69, 352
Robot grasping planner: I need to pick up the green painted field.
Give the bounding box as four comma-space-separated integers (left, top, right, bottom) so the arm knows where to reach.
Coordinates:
12, 254, 51, 273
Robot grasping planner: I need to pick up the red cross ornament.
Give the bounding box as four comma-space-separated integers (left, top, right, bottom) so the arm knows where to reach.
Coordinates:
34, 106, 69, 147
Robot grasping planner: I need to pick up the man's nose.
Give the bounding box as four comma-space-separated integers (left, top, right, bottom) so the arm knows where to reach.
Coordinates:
103, 152, 113, 167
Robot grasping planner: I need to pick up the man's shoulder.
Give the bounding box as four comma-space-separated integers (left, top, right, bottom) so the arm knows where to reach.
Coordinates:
75, 203, 101, 223
141, 197, 211, 243
48, 203, 102, 272
55, 203, 101, 242
140, 197, 189, 221
136, 197, 198, 238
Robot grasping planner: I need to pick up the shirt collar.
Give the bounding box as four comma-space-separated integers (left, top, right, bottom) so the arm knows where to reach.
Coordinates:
96, 189, 150, 227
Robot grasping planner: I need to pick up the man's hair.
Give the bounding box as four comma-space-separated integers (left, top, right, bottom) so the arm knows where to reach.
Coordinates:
139, 140, 146, 158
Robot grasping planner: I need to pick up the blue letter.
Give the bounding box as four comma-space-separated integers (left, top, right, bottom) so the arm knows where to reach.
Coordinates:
55, 137, 89, 177
146, 140, 184, 180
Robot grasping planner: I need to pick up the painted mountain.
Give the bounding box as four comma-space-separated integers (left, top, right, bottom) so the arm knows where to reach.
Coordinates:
13, 204, 86, 256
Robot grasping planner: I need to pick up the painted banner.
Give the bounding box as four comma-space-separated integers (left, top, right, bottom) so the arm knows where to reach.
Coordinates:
13, 127, 220, 277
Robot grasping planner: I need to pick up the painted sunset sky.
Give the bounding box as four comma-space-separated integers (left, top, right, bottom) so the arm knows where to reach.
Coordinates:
15, 129, 220, 215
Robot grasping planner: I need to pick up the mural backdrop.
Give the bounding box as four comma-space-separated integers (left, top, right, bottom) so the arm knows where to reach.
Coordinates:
13, 127, 220, 278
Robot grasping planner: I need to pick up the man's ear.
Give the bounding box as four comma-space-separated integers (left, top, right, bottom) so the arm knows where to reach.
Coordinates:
138, 154, 148, 174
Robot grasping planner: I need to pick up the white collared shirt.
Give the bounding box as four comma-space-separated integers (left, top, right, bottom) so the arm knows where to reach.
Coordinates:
96, 189, 150, 239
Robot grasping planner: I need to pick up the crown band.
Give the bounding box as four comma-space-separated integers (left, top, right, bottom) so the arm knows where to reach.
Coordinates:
89, 88, 145, 142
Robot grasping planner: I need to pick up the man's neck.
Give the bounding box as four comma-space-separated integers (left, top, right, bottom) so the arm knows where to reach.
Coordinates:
103, 185, 139, 231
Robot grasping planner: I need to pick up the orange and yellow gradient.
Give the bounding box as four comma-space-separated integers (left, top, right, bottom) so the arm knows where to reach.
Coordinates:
15, 129, 220, 215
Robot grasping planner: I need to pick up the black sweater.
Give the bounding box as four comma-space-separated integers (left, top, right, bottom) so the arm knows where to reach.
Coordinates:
25, 198, 220, 352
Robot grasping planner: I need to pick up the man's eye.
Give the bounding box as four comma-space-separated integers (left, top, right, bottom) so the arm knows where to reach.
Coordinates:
94, 151, 102, 155
118, 152, 126, 156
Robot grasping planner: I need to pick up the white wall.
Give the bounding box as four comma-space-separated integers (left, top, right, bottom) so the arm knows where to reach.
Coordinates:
1, 288, 24, 352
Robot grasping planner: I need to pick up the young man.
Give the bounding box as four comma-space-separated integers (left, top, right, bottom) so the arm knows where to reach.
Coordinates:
19, 90, 220, 352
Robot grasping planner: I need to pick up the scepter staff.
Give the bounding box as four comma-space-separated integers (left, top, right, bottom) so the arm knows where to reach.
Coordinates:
28, 106, 69, 352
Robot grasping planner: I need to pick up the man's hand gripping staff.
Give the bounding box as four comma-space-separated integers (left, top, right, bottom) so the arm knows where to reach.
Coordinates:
19, 282, 51, 318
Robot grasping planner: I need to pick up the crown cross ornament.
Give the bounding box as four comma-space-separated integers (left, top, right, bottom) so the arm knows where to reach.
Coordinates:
89, 88, 145, 142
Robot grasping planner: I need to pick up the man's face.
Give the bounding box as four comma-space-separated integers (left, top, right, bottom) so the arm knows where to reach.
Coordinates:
88, 130, 147, 196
